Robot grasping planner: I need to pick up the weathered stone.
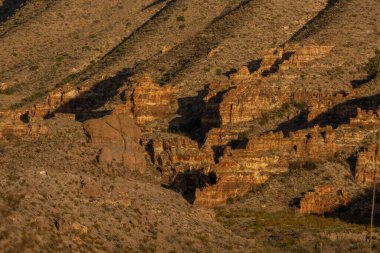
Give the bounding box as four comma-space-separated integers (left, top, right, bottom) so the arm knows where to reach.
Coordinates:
0, 82, 16, 92
29, 83, 80, 119
150, 134, 213, 183
217, 80, 291, 125
130, 74, 174, 125
355, 143, 380, 186
194, 146, 286, 207
84, 113, 146, 172
299, 185, 348, 214
0, 109, 48, 138
247, 126, 336, 159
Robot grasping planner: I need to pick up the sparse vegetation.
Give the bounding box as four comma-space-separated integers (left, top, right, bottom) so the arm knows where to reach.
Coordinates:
176, 16, 185, 22
0, 86, 17, 95
365, 49, 380, 80
289, 160, 318, 171
1, 1, 380, 252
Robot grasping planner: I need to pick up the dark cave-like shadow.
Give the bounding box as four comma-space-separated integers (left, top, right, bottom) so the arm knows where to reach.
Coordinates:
51, 68, 133, 121
168, 85, 235, 145
0, 0, 26, 22
168, 87, 208, 143
347, 154, 358, 178
276, 93, 380, 136
165, 170, 217, 204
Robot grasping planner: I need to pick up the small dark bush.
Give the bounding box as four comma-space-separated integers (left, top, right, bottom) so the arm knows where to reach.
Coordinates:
289, 160, 317, 171
365, 49, 380, 79
259, 112, 270, 125
0, 87, 17, 95
303, 160, 317, 170
288, 161, 302, 170
176, 16, 185, 22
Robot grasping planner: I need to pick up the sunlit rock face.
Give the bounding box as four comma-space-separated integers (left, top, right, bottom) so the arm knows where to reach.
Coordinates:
355, 143, 380, 187
84, 113, 146, 172
299, 185, 348, 214
130, 74, 174, 125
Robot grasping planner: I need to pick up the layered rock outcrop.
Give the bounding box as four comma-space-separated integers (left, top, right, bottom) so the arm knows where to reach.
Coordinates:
194, 146, 287, 207
299, 185, 348, 214
217, 80, 291, 125
248, 126, 336, 159
129, 74, 175, 125
149, 134, 213, 183
355, 143, 380, 186
203, 44, 333, 127
0, 110, 48, 138
84, 113, 146, 172
29, 83, 80, 119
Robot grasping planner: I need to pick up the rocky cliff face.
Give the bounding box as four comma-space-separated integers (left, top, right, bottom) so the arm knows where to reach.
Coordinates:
355, 143, 380, 187
299, 185, 348, 214
129, 74, 175, 126
2, 42, 379, 209
0, 109, 48, 138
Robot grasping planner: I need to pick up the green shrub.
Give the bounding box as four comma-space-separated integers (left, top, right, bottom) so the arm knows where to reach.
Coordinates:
176, 16, 185, 22
238, 131, 249, 141
259, 112, 270, 125
215, 68, 222, 75
0, 86, 17, 95
365, 49, 380, 79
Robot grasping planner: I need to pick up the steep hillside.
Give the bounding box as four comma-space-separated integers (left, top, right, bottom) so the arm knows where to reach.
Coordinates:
1, 0, 380, 252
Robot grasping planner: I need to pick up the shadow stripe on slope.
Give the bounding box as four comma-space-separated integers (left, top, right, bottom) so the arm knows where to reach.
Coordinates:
0, 0, 55, 38
43, 0, 177, 92
73, 0, 178, 84
288, 0, 353, 42
0, 0, 26, 22
135, 0, 255, 84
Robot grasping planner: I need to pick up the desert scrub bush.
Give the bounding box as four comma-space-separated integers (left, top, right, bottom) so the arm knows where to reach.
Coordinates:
288, 161, 302, 170
176, 16, 185, 22
303, 160, 317, 170
9, 90, 46, 109
29, 65, 39, 71
259, 112, 270, 125
0, 86, 17, 95
290, 98, 307, 110
226, 197, 234, 205
288, 160, 317, 171
238, 131, 249, 141
365, 49, 380, 79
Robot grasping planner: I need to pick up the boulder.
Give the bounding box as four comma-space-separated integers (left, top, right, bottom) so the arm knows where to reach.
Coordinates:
84, 113, 146, 172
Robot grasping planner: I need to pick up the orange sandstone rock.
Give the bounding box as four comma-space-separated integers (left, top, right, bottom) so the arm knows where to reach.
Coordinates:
84, 113, 146, 172
299, 185, 348, 214
0, 109, 48, 138
355, 143, 380, 186
130, 74, 174, 125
